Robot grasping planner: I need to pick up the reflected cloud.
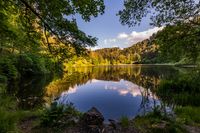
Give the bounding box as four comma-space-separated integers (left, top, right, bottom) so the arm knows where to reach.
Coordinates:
59, 79, 144, 98
119, 90, 129, 95
45, 65, 166, 104
62, 86, 78, 95
91, 79, 101, 83
104, 79, 144, 97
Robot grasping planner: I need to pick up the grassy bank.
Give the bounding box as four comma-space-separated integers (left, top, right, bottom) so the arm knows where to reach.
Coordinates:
0, 86, 41, 133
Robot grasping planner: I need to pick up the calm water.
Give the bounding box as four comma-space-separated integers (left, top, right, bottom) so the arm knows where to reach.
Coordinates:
57, 79, 160, 120
9, 65, 195, 120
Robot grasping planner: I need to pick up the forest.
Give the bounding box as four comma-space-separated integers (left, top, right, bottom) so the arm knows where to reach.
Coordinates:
0, 0, 200, 133
66, 23, 200, 66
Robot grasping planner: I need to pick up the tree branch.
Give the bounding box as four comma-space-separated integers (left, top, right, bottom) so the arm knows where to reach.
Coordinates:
44, 26, 52, 53
19, 0, 68, 45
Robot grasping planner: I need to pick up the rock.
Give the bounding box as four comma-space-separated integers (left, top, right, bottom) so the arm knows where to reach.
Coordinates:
67, 117, 79, 124
82, 107, 104, 132
83, 107, 104, 126
108, 119, 118, 130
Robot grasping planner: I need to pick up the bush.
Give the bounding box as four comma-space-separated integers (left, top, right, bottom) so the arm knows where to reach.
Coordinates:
28, 54, 46, 74
17, 53, 58, 75
0, 75, 7, 84
157, 71, 200, 106
0, 57, 18, 80
41, 102, 82, 128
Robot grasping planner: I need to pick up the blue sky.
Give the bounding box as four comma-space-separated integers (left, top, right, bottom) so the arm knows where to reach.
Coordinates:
76, 0, 162, 49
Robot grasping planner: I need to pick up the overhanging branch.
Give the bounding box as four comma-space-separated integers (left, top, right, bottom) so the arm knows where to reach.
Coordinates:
19, 0, 69, 45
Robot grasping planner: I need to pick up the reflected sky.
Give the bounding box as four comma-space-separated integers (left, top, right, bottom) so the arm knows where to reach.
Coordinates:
43, 65, 184, 120
10, 65, 194, 111
58, 78, 159, 120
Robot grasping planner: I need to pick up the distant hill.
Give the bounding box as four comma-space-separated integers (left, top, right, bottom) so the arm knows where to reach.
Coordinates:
92, 33, 160, 64
64, 22, 200, 67
64, 33, 163, 67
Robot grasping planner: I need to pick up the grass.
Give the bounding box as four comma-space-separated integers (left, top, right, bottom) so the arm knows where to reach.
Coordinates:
0, 89, 41, 133
131, 106, 189, 133
133, 114, 186, 133
120, 116, 130, 128
175, 106, 200, 126
0, 96, 20, 133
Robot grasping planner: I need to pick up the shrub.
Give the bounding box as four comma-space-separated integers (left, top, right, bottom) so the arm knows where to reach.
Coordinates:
28, 54, 46, 74
17, 54, 33, 73
41, 102, 82, 128
157, 71, 200, 106
0, 75, 7, 84
0, 57, 18, 80
17, 53, 57, 75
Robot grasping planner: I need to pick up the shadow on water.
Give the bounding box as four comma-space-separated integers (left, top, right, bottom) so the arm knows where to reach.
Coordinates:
7, 75, 54, 109
156, 70, 200, 107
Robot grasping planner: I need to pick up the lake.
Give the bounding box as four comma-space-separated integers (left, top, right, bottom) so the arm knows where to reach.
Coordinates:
9, 65, 195, 120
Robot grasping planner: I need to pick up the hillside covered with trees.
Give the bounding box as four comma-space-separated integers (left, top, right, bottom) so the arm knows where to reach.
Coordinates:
66, 22, 200, 66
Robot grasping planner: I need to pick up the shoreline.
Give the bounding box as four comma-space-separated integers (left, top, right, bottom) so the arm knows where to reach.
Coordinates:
65, 63, 198, 68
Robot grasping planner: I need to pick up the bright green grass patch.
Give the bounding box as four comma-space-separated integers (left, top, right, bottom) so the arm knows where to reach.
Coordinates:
0, 93, 41, 133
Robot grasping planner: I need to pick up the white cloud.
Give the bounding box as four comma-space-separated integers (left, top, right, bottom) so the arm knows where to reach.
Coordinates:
91, 46, 99, 51
118, 27, 164, 44
87, 46, 100, 51
104, 38, 117, 45
95, 27, 164, 49
117, 33, 129, 39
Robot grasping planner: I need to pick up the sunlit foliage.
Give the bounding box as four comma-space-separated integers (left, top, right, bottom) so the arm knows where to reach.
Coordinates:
119, 0, 200, 26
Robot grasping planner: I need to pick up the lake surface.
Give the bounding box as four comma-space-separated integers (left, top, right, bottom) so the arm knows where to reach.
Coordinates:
57, 79, 161, 120
9, 65, 195, 120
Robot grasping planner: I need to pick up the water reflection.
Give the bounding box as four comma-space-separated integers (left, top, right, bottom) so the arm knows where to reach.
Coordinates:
44, 65, 180, 119
45, 65, 177, 98
8, 75, 53, 109
58, 79, 160, 120
9, 65, 194, 119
